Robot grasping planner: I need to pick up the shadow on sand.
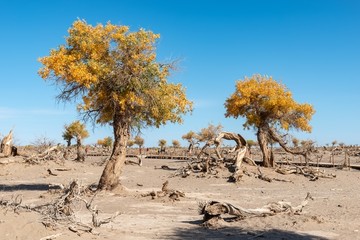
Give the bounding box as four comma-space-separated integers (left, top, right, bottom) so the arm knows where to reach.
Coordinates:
0, 183, 62, 192
166, 221, 329, 240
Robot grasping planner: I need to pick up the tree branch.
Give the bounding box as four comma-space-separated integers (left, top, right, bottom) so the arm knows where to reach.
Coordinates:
268, 127, 308, 157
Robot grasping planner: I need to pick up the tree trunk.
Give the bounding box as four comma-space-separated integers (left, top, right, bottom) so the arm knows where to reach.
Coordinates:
98, 113, 130, 191
187, 143, 193, 155
75, 135, 85, 162
0, 130, 13, 157
267, 127, 308, 162
257, 127, 273, 167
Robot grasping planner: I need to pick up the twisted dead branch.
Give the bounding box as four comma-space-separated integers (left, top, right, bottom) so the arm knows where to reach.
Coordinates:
125, 155, 143, 166
174, 131, 255, 182
23, 145, 67, 164
0, 180, 120, 234
39, 233, 63, 240
141, 181, 185, 201
77, 192, 120, 227
199, 192, 313, 229
275, 165, 336, 181
268, 127, 314, 164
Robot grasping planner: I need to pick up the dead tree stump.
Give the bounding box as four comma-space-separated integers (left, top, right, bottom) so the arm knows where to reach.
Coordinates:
75, 135, 85, 162
214, 132, 251, 181
0, 130, 13, 157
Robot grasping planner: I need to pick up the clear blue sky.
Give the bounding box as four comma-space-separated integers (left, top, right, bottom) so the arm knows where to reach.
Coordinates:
0, 0, 359, 147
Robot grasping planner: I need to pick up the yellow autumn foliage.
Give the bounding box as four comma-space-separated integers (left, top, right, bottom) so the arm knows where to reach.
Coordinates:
225, 74, 315, 132
62, 120, 89, 143
39, 20, 192, 127
97, 136, 113, 148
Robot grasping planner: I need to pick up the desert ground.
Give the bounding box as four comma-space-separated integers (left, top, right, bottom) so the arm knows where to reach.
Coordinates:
1, 148, 360, 240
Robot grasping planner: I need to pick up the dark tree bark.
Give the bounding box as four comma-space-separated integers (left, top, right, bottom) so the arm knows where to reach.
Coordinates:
98, 112, 130, 191
11, 146, 18, 156
256, 125, 311, 168
257, 127, 273, 167
187, 143, 194, 154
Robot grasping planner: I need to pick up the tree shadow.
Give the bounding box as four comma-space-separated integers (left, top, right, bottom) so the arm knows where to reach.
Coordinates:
0, 183, 62, 192
166, 221, 329, 240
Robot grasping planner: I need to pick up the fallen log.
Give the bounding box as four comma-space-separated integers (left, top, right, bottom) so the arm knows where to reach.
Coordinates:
199, 193, 313, 228
141, 181, 185, 201
125, 155, 142, 166
275, 165, 336, 180
154, 165, 178, 171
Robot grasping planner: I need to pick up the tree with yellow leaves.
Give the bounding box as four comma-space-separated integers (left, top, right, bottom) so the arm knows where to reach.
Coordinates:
225, 74, 315, 167
63, 120, 89, 161
182, 131, 198, 154
134, 135, 144, 154
63, 121, 89, 146
196, 123, 223, 144
97, 136, 113, 149
39, 20, 192, 191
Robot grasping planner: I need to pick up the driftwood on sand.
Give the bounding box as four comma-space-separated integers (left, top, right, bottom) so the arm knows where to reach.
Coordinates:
0, 180, 120, 235
141, 180, 185, 201
275, 165, 336, 181
199, 192, 313, 228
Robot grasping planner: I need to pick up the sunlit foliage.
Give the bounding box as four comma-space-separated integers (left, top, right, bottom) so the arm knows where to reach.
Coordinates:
97, 136, 113, 148
134, 135, 144, 148
62, 120, 89, 146
225, 74, 315, 167
225, 74, 314, 133
196, 123, 223, 143
127, 139, 135, 148
39, 20, 192, 189
158, 139, 167, 148
172, 140, 181, 148
39, 19, 192, 128
182, 131, 198, 145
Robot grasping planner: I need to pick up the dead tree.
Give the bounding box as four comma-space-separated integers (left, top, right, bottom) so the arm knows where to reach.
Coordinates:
24, 145, 64, 164
141, 180, 185, 201
275, 165, 336, 181
0, 130, 13, 157
214, 132, 256, 168
75, 134, 86, 162
176, 132, 255, 181
200, 132, 256, 181
199, 193, 313, 228
0, 180, 120, 234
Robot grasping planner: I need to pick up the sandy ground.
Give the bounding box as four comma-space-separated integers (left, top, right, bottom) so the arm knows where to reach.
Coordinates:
0, 155, 360, 240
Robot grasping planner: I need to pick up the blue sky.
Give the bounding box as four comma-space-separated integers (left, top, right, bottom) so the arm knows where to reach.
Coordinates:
0, 0, 359, 147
